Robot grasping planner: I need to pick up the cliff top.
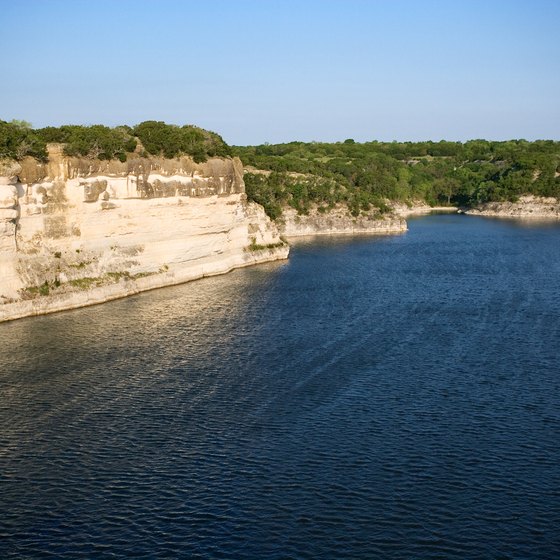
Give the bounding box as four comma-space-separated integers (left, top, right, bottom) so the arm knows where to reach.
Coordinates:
0, 120, 231, 165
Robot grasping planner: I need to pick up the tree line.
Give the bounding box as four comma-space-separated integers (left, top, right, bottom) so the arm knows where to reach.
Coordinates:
0, 120, 230, 163
233, 139, 560, 216
1, 119, 558, 215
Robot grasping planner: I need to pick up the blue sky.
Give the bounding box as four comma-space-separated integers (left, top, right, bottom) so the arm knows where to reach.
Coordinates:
1, 0, 558, 144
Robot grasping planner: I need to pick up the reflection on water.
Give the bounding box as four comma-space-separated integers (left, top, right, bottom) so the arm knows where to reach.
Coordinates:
1, 215, 559, 559
3, 258, 288, 377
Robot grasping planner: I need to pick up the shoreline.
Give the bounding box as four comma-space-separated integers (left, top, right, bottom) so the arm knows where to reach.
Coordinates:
278, 205, 408, 237
0, 151, 290, 323
0, 245, 289, 323
391, 203, 459, 217
465, 196, 560, 219
4, 194, 558, 323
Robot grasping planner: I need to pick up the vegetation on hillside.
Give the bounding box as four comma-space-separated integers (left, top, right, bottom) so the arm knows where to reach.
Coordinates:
233, 139, 560, 216
2, 119, 559, 216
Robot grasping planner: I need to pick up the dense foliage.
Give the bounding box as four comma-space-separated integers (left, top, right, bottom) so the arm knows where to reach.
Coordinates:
233, 139, 560, 215
133, 121, 231, 162
37, 125, 137, 161
0, 120, 230, 163
2, 119, 559, 215
0, 120, 48, 161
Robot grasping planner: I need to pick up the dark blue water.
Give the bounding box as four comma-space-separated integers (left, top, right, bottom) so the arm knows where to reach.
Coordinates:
1, 214, 559, 559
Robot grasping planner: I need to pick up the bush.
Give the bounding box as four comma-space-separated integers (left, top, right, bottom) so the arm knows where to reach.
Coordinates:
0, 120, 48, 161
36, 124, 137, 161
133, 121, 231, 161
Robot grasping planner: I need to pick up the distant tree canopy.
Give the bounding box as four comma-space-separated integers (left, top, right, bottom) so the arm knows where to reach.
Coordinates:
0, 120, 231, 164
233, 139, 560, 215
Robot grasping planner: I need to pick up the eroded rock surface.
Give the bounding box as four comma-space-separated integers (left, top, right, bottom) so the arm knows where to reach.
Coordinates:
466, 196, 560, 218
0, 147, 288, 321
279, 205, 407, 237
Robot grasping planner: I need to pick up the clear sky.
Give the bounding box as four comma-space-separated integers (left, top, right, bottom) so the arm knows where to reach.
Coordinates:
1, 0, 558, 144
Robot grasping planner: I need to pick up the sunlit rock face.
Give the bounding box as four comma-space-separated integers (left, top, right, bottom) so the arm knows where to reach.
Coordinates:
0, 161, 24, 301
466, 196, 560, 218
279, 205, 407, 237
0, 147, 288, 321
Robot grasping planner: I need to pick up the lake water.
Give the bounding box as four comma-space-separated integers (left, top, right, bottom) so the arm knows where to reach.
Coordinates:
1, 214, 559, 559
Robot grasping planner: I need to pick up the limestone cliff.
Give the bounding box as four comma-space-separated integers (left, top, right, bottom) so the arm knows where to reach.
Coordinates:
278, 205, 407, 237
389, 201, 459, 217
466, 195, 560, 219
0, 146, 288, 322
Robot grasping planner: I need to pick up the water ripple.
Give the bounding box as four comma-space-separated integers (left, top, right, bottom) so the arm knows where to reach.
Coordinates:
1, 215, 560, 559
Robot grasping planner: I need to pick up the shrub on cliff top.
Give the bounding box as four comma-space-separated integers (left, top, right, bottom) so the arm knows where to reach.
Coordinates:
133, 121, 231, 162
0, 120, 48, 161
1, 120, 231, 164
36, 125, 137, 161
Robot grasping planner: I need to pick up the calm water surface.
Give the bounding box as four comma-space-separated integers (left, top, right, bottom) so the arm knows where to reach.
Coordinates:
1, 214, 559, 559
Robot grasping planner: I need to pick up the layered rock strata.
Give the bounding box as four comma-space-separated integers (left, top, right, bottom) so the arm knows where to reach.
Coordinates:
279, 205, 407, 237
466, 196, 560, 219
0, 147, 288, 322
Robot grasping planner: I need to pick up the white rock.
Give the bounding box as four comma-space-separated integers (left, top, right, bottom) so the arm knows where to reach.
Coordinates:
0, 184, 18, 209
0, 209, 18, 220
0, 156, 290, 322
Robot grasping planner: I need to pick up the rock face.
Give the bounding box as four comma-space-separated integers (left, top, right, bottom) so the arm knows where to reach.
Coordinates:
0, 147, 288, 322
279, 205, 407, 237
390, 201, 459, 217
466, 196, 560, 219
0, 163, 23, 303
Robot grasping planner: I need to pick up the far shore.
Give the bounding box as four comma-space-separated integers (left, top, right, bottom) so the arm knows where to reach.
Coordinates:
393, 204, 459, 217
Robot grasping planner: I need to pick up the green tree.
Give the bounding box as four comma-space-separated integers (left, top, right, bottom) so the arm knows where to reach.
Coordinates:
0, 120, 47, 161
